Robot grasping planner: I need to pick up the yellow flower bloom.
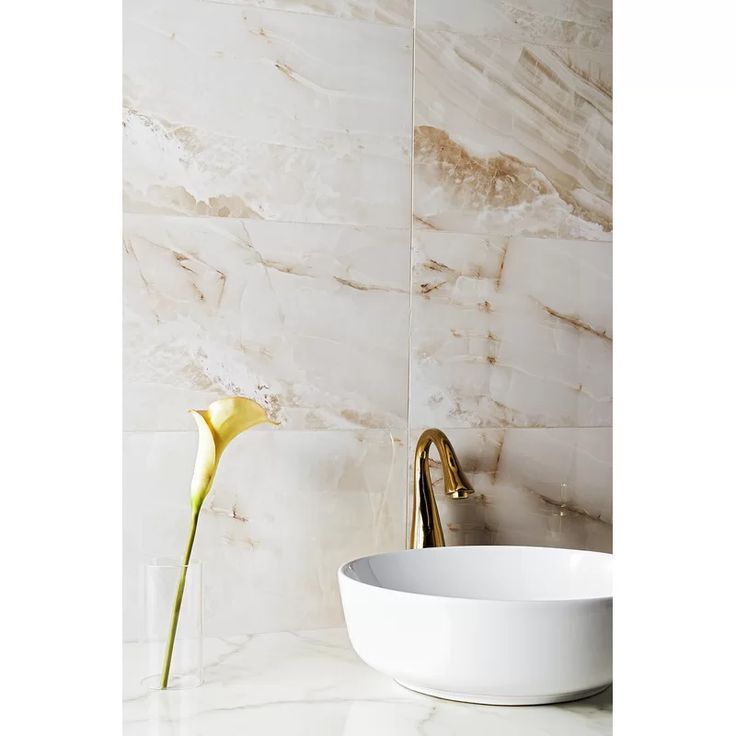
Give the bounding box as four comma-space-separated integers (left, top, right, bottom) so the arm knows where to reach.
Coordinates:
188, 397, 275, 513
161, 396, 275, 688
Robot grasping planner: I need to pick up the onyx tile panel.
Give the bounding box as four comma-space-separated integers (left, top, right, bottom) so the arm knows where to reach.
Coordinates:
124, 214, 410, 431
417, 0, 611, 50
124, 429, 407, 638
414, 29, 612, 238
124, 215, 409, 430
408, 427, 611, 553
410, 231, 611, 429
124, 0, 413, 227
217, 0, 413, 27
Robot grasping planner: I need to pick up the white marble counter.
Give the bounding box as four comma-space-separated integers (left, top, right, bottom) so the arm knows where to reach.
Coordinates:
124, 628, 611, 735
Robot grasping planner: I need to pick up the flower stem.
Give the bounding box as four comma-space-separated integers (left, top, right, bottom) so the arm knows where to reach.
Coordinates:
160, 509, 200, 689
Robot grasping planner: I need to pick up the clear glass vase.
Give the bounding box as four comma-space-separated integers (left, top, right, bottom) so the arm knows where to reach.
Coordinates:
143, 558, 203, 690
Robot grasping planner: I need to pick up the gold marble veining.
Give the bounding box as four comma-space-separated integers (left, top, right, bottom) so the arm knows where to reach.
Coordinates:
416, 428, 612, 553
539, 302, 612, 342
123, 0, 412, 227
415, 121, 613, 233
414, 29, 612, 238
124, 215, 410, 432
410, 1, 612, 441
410, 231, 611, 429
417, 0, 612, 51
123, 0, 612, 638
415, 125, 556, 209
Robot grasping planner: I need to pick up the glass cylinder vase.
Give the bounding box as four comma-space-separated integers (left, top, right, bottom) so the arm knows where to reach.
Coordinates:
143, 558, 203, 690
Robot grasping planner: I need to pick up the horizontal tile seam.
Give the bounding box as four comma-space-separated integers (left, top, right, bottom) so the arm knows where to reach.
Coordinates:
122, 426, 613, 434
408, 426, 613, 431
122, 212, 613, 241
122, 211, 413, 233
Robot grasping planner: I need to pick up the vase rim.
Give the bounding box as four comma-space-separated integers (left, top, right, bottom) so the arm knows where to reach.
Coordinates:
146, 557, 201, 569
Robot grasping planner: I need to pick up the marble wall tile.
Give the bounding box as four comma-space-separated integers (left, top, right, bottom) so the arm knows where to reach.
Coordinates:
413, 30, 612, 238
214, 0, 414, 27
124, 429, 406, 639
124, 214, 409, 431
409, 428, 611, 553
410, 230, 611, 428
123, 0, 412, 227
416, 0, 611, 50
122, 0, 612, 643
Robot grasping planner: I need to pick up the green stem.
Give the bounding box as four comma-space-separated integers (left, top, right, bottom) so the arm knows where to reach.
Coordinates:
160, 508, 200, 689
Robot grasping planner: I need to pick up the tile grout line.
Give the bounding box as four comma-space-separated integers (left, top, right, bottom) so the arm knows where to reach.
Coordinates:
403, 0, 418, 549
123, 211, 612, 247
121, 427, 614, 434
122, 211, 412, 234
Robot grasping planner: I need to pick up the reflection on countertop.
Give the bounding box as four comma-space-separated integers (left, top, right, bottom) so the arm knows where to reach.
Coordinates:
123, 628, 611, 735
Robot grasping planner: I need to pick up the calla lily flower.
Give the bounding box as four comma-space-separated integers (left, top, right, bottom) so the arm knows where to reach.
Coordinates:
188, 397, 275, 514
160, 397, 275, 688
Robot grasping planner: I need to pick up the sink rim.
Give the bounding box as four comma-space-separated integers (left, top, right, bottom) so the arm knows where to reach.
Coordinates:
339, 544, 612, 605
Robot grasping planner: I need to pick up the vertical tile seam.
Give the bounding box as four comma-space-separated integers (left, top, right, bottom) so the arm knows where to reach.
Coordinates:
404, 0, 417, 549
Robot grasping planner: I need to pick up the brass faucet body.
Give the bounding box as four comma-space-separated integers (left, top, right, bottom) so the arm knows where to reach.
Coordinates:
409, 429, 474, 549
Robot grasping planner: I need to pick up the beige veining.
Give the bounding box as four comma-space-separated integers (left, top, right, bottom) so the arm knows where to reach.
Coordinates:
124, 215, 410, 432
123, 0, 612, 639
417, 0, 612, 51
123, 0, 413, 227
421, 428, 612, 551
203, 0, 414, 27
410, 230, 611, 428
415, 126, 557, 211
414, 28, 611, 238
539, 301, 613, 343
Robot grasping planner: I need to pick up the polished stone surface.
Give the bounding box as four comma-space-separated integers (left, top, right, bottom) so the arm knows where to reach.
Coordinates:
123, 0, 613, 643
123, 628, 612, 735
416, 0, 612, 49
222, 0, 414, 26
413, 25, 611, 238
124, 214, 410, 432
410, 232, 611, 428
123, 431, 406, 639
123, 0, 413, 227
415, 428, 612, 552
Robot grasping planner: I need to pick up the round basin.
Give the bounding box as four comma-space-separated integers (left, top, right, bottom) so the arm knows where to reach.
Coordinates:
338, 545, 612, 706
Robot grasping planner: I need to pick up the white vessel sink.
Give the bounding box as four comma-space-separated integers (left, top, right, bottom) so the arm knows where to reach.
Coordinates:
338, 545, 612, 705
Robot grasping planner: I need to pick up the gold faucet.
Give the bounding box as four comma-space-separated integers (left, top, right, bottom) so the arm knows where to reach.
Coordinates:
409, 429, 475, 549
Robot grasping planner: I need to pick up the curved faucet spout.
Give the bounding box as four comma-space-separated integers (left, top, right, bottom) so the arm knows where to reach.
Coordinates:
409, 429, 475, 549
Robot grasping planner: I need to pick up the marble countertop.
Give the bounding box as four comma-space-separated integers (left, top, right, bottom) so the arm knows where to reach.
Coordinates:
124, 628, 612, 735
